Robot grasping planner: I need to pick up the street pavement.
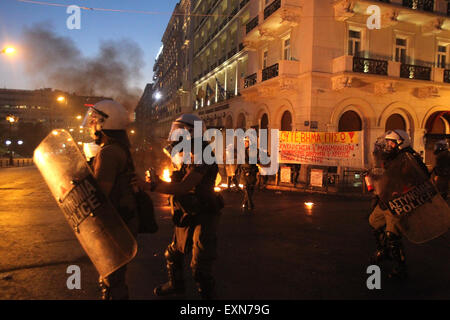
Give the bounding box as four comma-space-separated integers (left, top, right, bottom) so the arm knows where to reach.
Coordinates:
0, 166, 449, 300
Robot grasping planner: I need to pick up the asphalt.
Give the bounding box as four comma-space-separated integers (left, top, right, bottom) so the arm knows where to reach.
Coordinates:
0, 166, 449, 300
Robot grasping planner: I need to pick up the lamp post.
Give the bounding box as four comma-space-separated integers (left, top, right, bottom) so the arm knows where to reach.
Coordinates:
5, 115, 18, 166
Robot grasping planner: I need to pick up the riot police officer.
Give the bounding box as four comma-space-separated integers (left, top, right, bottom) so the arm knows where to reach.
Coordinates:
139, 114, 222, 300
235, 137, 259, 213
368, 130, 429, 280
432, 140, 450, 200
83, 100, 139, 299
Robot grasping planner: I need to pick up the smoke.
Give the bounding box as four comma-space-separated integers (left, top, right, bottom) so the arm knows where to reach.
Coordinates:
21, 23, 144, 113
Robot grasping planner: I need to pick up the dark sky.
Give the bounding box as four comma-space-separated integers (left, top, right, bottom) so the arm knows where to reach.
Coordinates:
0, 0, 179, 92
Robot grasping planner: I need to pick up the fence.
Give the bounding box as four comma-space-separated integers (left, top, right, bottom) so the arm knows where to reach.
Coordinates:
0, 158, 34, 168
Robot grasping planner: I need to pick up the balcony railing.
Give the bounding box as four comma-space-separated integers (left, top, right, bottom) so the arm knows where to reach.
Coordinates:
352, 57, 388, 76
240, 0, 250, 9
244, 73, 257, 88
262, 63, 279, 81
228, 47, 237, 58
264, 0, 281, 20
402, 0, 434, 12
444, 69, 450, 83
246, 16, 259, 34
400, 63, 431, 80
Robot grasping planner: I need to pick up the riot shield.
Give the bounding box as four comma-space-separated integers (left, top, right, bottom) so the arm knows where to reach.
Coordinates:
33, 129, 137, 278
371, 151, 450, 244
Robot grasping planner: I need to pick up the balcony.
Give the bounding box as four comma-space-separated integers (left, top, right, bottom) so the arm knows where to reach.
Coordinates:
262, 63, 279, 81
244, 0, 302, 44
353, 56, 388, 75
444, 69, 450, 83
264, 0, 281, 20
244, 73, 257, 88
241, 60, 301, 99
402, 0, 434, 12
246, 16, 259, 34
335, 0, 450, 33
400, 63, 432, 80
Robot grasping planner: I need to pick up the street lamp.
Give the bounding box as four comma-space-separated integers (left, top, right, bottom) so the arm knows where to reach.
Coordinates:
1, 46, 16, 55
5, 115, 18, 165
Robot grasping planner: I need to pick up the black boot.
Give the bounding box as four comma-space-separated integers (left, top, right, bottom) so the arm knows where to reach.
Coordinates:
154, 248, 185, 297
386, 232, 407, 280
369, 227, 388, 265
193, 270, 216, 300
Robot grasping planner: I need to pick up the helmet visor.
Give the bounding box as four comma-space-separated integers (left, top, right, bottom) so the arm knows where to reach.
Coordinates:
82, 107, 107, 130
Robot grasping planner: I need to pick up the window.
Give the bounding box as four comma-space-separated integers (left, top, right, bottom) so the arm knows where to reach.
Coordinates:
348, 29, 361, 56
281, 111, 292, 131
338, 110, 362, 132
395, 38, 408, 64
263, 49, 268, 68
283, 38, 291, 60
385, 114, 406, 131
437, 44, 448, 69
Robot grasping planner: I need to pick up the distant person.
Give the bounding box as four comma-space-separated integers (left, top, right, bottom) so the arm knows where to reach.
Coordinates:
235, 137, 258, 213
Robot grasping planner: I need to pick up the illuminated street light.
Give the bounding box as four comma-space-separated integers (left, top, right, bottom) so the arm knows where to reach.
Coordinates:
154, 92, 162, 100
130, 129, 135, 134
1, 46, 16, 55
5, 140, 11, 146
17, 140, 23, 145
5, 115, 18, 165
76, 115, 82, 120
57, 96, 66, 103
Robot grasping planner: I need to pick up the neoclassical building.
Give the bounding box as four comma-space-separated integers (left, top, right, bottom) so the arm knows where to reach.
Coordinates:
152, 0, 450, 180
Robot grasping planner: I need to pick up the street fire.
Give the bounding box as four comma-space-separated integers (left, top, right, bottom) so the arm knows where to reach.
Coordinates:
304, 202, 314, 209
161, 168, 171, 182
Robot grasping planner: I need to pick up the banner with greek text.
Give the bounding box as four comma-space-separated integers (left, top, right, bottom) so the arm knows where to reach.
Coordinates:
279, 131, 364, 168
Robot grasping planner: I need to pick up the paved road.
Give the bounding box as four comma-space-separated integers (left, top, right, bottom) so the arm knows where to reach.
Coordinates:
0, 166, 449, 300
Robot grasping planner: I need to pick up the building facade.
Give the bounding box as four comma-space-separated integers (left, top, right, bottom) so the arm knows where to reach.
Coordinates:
152, 0, 450, 181
152, 0, 193, 139
0, 88, 109, 156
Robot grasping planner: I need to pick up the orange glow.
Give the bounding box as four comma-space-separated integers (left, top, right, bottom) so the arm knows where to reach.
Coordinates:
57, 96, 65, 102
304, 202, 314, 209
161, 168, 172, 182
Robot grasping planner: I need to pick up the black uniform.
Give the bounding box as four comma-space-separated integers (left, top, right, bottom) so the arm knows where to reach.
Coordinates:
235, 148, 259, 212
92, 132, 138, 300
369, 146, 429, 280
155, 160, 222, 299
432, 149, 450, 200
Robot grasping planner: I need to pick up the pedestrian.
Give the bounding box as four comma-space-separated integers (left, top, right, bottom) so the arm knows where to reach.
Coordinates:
137, 114, 223, 300
368, 130, 430, 280
432, 140, 449, 200
235, 137, 258, 213
82, 100, 139, 299
290, 164, 301, 187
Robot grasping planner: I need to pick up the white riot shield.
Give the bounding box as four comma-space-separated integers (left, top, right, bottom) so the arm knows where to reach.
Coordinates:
371, 152, 450, 244
33, 129, 137, 278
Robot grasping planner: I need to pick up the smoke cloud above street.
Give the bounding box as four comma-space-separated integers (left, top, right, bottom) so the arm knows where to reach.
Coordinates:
21, 23, 144, 113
